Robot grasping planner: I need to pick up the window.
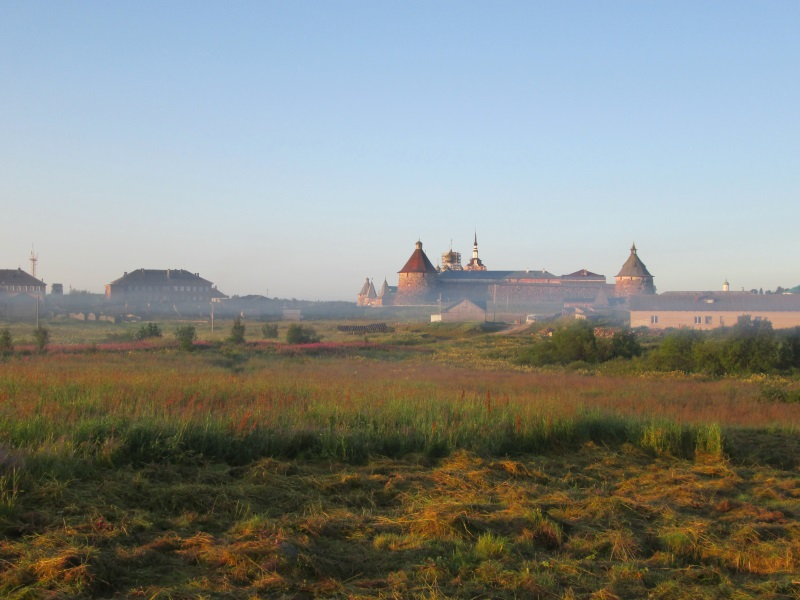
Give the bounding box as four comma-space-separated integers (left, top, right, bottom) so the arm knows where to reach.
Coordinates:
705, 316, 712, 325
694, 316, 702, 324
650, 315, 659, 324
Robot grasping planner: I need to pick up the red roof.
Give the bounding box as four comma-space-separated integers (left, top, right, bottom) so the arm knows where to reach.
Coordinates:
398, 242, 438, 274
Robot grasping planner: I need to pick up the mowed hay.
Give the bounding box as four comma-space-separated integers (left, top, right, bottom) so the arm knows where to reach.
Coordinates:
2, 445, 800, 597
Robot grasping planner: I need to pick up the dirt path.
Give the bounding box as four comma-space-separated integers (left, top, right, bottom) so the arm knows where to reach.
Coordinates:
492, 322, 530, 335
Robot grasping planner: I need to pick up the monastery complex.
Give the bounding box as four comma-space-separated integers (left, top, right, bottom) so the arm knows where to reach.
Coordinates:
358, 237, 655, 308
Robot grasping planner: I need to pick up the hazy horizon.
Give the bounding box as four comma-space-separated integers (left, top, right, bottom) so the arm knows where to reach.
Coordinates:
2, 2, 798, 300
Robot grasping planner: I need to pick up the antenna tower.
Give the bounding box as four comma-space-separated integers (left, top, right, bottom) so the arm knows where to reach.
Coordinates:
29, 246, 38, 278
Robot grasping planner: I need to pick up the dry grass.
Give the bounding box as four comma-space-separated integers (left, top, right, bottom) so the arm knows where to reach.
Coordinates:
0, 330, 798, 597
0, 447, 798, 598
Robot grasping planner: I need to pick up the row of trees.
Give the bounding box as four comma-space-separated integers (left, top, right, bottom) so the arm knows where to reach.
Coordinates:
170, 318, 321, 350
226, 318, 320, 345
0, 327, 49, 355
515, 321, 642, 367
516, 317, 800, 376
647, 317, 800, 375
0, 320, 322, 356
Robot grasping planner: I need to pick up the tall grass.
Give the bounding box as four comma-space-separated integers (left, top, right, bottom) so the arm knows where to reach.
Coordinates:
0, 351, 797, 474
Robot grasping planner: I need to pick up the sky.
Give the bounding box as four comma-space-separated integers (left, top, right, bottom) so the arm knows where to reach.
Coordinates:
1, 2, 798, 300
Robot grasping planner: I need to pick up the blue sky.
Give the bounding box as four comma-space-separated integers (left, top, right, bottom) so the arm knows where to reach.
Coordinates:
2, 2, 798, 299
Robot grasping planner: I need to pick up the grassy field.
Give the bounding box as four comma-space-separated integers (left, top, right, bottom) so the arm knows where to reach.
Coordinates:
0, 319, 798, 598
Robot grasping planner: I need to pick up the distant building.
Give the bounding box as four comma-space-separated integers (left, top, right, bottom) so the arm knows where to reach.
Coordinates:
431, 298, 487, 323
0, 268, 46, 320
464, 232, 486, 271
105, 269, 225, 308
393, 241, 440, 305
357, 277, 396, 307
356, 278, 377, 307
630, 292, 800, 330
359, 238, 657, 308
440, 248, 463, 271
282, 308, 303, 321
615, 244, 656, 297
0, 268, 46, 299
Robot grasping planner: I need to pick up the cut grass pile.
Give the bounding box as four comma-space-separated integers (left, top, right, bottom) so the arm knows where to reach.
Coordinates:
1, 448, 798, 598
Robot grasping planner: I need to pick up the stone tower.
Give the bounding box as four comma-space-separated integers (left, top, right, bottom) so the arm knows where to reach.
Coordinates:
615, 243, 655, 297
394, 241, 439, 305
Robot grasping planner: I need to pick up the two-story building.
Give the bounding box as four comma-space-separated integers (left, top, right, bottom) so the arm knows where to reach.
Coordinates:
630, 292, 800, 330
105, 269, 226, 309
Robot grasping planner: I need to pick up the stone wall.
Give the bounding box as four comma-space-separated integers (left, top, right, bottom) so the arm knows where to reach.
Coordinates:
615, 277, 656, 297
394, 273, 438, 305
439, 281, 613, 305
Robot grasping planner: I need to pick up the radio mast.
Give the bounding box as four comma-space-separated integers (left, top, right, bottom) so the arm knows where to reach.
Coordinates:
29, 246, 38, 278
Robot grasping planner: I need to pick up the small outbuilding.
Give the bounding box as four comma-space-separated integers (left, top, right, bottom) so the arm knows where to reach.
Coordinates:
431, 298, 487, 323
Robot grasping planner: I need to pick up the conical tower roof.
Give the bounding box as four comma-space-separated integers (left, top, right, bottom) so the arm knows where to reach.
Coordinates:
398, 241, 438, 274
616, 243, 653, 278
366, 280, 377, 299
378, 278, 390, 297
358, 277, 371, 296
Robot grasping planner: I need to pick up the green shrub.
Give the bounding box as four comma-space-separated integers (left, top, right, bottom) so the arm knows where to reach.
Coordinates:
261, 323, 279, 339
286, 324, 320, 344
648, 329, 699, 373
229, 317, 246, 344
175, 325, 197, 351
134, 323, 162, 341
610, 329, 642, 359
0, 328, 12, 356
757, 383, 800, 403
552, 321, 597, 363
33, 327, 49, 353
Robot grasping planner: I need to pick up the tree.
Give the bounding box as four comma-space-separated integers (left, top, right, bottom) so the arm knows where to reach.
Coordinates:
229, 317, 246, 344
721, 316, 778, 374
552, 321, 597, 363
649, 329, 699, 372
286, 324, 320, 344
33, 327, 49, 353
610, 329, 642, 360
514, 337, 557, 366
175, 325, 197, 351
776, 327, 800, 370
691, 338, 726, 377
135, 323, 162, 340
0, 328, 12, 356
261, 322, 279, 339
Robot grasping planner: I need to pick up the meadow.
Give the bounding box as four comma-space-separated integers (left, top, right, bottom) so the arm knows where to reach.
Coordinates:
0, 319, 798, 598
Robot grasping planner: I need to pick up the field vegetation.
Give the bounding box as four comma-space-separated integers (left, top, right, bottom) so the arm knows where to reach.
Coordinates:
0, 317, 798, 598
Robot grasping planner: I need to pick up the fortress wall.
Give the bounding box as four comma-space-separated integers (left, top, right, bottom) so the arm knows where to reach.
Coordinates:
439, 281, 612, 304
